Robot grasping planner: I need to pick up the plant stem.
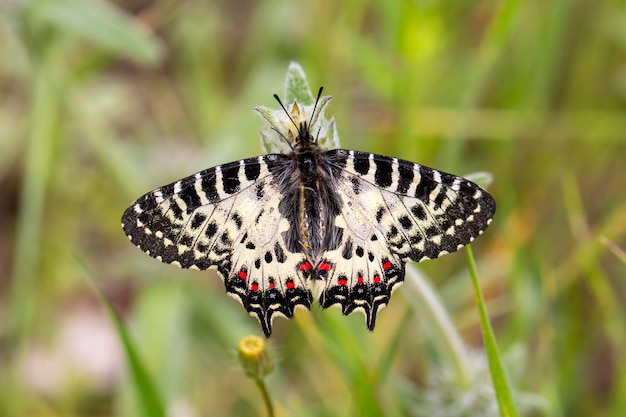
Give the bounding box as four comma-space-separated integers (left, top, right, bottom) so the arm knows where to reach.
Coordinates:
466, 245, 518, 417
254, 378, 274, 417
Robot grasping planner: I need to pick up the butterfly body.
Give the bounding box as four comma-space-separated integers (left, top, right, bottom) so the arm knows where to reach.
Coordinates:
122, 94, 495, 337
275, 121, 342, 261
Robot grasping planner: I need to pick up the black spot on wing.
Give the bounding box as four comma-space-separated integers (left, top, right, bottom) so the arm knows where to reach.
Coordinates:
205, 221, 218, 238
396, 161, 414, 194
353, 153, 370, 175
375, 206, 385, 223
231, 212, 243, 229
350, 176, 361, 194
159, 183, 176, 200
373, 155, 393, 188
221, 232, 232, 245
180, 188, 201, 213
274, 242, 286, 263
342, 239, 353, 259
179, 234, 193, 247
221, 163, 241, 194
415, 168, 437, 201
387, 225, 399, 239
424, 225, 439, 238
245, 160, 261, 181
255, 182, 265, 199
398, 215, 412, 230
411, 204, 427, 221
440, 172, 457, 187
201, 169, 219, 201
433, 190, 446, 210
190, 212, 207, 230
170, 200, 184, 220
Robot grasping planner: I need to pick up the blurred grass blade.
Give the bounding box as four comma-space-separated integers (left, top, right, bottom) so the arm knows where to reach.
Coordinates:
9, 56, 61, 342
404, 265, 472, 388
76, 257, 166, 417
466, 246, 519, 417
23, 0, 164, 65
443, 0, 521, 163
599, 236, 626, 265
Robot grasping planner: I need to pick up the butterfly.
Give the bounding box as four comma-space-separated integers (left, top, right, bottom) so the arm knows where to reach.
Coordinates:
121, 87, 496, 337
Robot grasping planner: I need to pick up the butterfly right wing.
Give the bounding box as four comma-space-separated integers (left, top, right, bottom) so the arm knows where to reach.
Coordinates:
121, 155, 312, 337
315, 150, 495, 330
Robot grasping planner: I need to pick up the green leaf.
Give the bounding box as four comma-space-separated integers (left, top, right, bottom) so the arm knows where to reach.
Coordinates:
466, 246, 519, 417
284, 62, 314, 104
464, 171, 495, 189
76, 257, 166, 417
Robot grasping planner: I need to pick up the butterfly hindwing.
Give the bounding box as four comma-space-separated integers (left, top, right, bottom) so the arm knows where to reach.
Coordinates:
316, 210, 405, 330
122, 154, 313, 337
315, 150, 495, 328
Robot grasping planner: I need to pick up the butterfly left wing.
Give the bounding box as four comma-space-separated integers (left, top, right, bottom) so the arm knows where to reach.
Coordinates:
121, 155, 313, 337
316, 150, 496, 329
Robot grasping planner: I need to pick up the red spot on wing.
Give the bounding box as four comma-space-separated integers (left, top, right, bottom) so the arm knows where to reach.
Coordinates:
338, 277, 348, 286
373, 275, 381, 283
251, 282, 259, 292
382, 261, 392, 270
238, 270, 247, 280
286, 281, 295, 289
269, 281, 275, 289
357, 276, 364, 284
318, 262, 331, 271
299, 261, 312, 271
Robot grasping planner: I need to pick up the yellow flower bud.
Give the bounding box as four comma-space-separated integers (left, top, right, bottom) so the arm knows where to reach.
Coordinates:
238, 335, 274, 379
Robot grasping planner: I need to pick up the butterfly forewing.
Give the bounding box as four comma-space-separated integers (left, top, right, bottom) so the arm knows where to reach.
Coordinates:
331, 150, 495, 260
122, 155, 313, 337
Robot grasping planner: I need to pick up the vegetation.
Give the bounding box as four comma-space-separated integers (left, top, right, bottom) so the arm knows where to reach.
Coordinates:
1, 0, 625, 416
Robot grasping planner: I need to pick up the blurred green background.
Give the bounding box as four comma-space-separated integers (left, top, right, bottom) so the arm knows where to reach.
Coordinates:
1, 0, 626, 416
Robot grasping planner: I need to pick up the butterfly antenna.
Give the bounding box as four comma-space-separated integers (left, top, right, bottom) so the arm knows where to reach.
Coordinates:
273, 93, 300, 132
310, 87, 324, 144
310, 87, 324, 125
270, 127, 294, 151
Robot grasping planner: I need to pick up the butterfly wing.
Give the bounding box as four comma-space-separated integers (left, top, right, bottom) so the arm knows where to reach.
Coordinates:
317, 150, 496, 329
121, 155, 312, 337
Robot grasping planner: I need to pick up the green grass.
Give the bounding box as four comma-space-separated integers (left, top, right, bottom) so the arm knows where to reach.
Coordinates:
2, 0, 626, 416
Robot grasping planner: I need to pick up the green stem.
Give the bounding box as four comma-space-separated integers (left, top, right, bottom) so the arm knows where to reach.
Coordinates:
254, 378, 274, 417
466, 246, 518, 417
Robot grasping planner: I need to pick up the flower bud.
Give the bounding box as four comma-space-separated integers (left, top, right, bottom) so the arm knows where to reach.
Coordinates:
237, 335, 274, 379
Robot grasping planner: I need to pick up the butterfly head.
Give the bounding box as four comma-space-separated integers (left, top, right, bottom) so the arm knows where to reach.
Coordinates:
273, 87, 324, 153
292, 120, 317, 152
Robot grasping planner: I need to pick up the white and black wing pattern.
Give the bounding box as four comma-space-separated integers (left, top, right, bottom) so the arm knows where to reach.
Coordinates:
121, 155, 313, 337
315, 150, 496, 329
